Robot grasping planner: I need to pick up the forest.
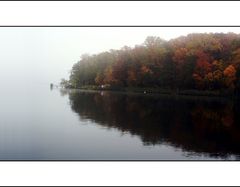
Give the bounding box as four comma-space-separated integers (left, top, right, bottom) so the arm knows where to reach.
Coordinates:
61, 33, 240, 95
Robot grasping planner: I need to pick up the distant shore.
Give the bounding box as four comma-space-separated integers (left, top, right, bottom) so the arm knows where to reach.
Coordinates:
65, 85, 238, 98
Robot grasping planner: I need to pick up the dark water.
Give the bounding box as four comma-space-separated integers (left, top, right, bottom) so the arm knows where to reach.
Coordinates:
1, 85, 240, 160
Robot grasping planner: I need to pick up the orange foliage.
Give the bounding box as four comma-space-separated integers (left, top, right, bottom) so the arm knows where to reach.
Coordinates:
128, 71, 137, 81
195, 51, 212, 75
232, 48, 240, 68
205, 72, 214, 82
224, 65, 236, 77
127, 70, 138, 85
172, 47, 188, 64
212, 60, 224, 71
95, 73, 104, 85
103, 67, 118, 85
212, 70, 223, 81
68, 33, 240, 92
224, 65, 236, 89
141, 65, 152, 75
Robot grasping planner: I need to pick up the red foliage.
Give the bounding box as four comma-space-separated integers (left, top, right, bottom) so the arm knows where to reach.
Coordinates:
196, 51, 212, 71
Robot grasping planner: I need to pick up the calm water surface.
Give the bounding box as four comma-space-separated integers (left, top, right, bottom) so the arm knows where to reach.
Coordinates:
0, 84, 240, 160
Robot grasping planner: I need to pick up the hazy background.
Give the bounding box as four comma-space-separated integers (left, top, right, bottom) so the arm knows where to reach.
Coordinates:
1, 27, 240, 88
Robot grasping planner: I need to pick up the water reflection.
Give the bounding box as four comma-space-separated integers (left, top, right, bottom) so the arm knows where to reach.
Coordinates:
63, 89, 240, 159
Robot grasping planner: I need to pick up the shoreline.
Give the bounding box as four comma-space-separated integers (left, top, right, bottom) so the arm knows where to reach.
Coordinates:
62, 85, 238, 99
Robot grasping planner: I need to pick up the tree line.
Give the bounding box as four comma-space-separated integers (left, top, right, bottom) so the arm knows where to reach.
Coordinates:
61, 33, 240, 93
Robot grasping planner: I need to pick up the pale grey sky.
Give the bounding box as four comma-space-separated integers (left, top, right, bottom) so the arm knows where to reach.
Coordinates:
1, 27, 240, 87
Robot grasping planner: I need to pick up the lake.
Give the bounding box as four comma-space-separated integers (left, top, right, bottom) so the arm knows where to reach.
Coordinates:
0, 84, 240, 160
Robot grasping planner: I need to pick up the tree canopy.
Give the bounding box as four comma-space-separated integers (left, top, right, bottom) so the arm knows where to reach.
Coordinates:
63, 33, 240, 94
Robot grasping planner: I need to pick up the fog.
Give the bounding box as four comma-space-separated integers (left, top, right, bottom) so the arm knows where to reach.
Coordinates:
1, 27, 240, 88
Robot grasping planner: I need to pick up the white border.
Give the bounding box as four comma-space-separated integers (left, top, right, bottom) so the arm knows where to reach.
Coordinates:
0, 1, 239, 26
0, 1, 240, 186
0, 162, 239, 186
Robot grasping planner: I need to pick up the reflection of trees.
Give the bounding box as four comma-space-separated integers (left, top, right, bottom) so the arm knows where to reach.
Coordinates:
59, 88, 71, 97
68, 90, 240, 158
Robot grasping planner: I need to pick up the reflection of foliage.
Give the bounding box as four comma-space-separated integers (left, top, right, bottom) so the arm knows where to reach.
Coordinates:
68, 91, 240, 158
59, 89, 71, 97
191, 103, 235, 128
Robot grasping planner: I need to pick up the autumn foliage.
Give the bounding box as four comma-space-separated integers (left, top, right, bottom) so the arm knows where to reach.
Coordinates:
66, 33, 240, 93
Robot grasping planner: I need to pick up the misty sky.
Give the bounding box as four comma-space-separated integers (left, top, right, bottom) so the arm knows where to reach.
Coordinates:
1, 27, 240, 87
